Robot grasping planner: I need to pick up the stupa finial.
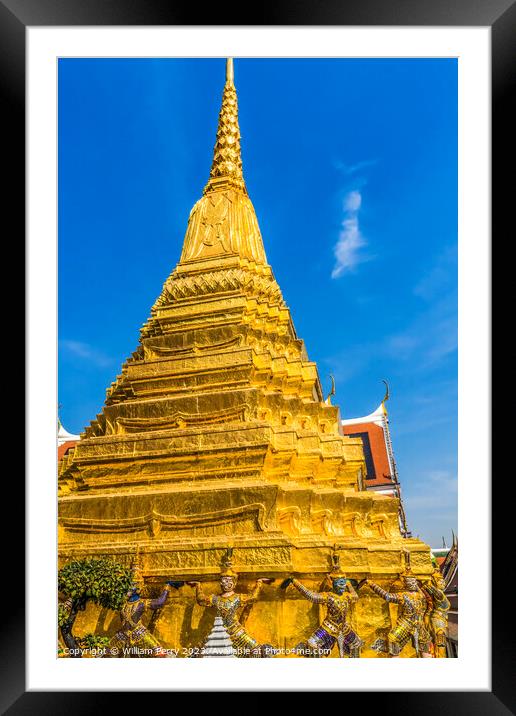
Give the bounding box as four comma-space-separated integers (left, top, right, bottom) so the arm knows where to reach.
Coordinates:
204, 58, 246, 194
226, 57, 234, 83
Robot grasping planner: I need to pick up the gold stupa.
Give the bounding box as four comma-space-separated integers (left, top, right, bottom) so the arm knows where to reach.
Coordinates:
58, 59, 433, 656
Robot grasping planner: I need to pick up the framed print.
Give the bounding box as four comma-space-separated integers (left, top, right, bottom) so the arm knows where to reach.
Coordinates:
3, 0, 512, 709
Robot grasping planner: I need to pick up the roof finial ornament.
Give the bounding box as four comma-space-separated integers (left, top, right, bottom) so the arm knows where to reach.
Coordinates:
325, 374, 336, 406
382, 379, 390, 406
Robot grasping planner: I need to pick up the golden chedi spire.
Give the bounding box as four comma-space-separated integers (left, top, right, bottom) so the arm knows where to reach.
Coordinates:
205, 58, 246, 195
179, 58, 266, 265
59, 59, 433, 658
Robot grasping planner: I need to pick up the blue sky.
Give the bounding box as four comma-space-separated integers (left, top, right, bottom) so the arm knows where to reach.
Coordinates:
58, 58, 457, 548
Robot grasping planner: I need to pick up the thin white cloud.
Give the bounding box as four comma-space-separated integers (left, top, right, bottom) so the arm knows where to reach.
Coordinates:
414, 244, 457, 301
60, 339, 114, 368
427, 469, 457, 489
382, 290, 457, 371
334, 158, 378, 176
384, 334, 420, 361
404, 470, 457, 511
322, 342, 376, 384
344, 190, 362, 212
422, 316, 458, 366
324, 293, 457, 385
391, 379, 457, 437
331, 190, 369, 278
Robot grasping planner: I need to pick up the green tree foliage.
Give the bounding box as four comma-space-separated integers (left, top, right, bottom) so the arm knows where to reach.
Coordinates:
58, 558, 133, 610
76, 634, 110, 650
58, 558, 133, 657
58, 603, 71, 628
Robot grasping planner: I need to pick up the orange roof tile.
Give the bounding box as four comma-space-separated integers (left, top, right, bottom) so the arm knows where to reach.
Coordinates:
58, 440, 77, 461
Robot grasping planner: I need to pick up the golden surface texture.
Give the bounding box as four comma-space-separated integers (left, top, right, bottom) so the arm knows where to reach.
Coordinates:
58, 59, 433, 656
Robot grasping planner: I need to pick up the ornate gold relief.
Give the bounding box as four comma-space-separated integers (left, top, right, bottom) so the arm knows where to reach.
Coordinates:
180, 191, 267, 265
310, 509, 336, 536
368, 514, 391, 539
278, 506, 302, 536
341, 512, 363, 538
200, 192, 231, 251
114, 405, 248, 434
59, 503, 268, 538
145, 335, 242, 358
298, 415, 311, 430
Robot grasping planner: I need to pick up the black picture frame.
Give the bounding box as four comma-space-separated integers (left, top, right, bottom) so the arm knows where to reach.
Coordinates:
5, 0, 512, 709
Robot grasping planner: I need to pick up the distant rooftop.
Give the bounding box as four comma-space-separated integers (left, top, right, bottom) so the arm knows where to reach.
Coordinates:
58, 421, 80, 446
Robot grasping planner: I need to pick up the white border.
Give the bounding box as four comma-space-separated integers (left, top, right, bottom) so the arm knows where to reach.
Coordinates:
27, 26, 490, 691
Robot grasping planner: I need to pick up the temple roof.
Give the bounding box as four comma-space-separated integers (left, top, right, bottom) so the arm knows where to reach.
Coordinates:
341, 401, 386, 428
58, 421, 80, 446
440, 536, 458, 591
341, 382, 390, 427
